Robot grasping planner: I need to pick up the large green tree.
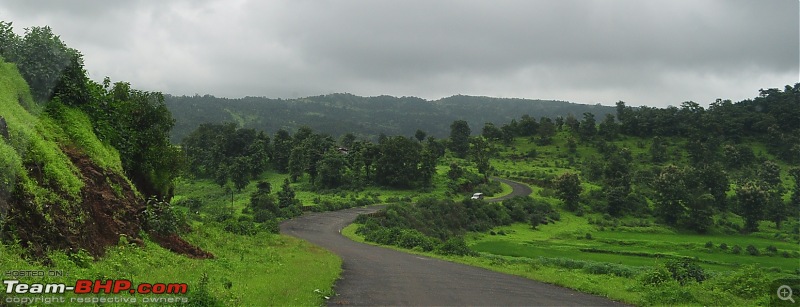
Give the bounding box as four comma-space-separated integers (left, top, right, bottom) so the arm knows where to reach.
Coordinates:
449, 120, 471, 158
736, 181, 767, 233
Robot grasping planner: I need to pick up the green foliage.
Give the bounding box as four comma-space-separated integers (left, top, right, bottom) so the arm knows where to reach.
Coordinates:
436, 237, 476, 256
712, 265, 770, 299
639, 265, 672, 286
664, 258, 706, 285
449, 120, 471, 158
142, 197, 187, 235
553, 172, 582, 211
736, 181, 767, 232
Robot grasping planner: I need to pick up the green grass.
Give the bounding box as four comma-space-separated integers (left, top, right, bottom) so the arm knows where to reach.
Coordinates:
0, 224, 341, 306
0, 60, 84, 205
469, 211, 799, 273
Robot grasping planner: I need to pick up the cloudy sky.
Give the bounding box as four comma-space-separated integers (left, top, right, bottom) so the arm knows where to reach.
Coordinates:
1, 0, 797, 107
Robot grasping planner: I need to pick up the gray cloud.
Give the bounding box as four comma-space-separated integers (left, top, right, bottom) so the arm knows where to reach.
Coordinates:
0, 0, 796, 107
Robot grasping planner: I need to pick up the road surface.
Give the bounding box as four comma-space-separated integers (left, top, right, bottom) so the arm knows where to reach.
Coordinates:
280, 178, 625, 306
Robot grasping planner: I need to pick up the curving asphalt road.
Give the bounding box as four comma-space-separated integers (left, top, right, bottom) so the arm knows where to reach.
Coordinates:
280, 178, 625, 306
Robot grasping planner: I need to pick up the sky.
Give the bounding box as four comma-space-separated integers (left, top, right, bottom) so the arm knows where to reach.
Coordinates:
0, 0, 797, 107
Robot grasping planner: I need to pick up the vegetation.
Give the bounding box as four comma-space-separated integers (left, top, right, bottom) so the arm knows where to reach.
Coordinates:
164, 93, 615, 143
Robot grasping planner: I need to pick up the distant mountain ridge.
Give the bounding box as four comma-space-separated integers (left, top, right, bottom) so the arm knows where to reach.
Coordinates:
165, 93, 615, 142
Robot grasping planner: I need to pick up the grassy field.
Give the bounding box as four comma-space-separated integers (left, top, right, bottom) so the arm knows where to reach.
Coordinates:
0, 223, 340, 306
343, 217, 793, 306
469, 213, 799, 274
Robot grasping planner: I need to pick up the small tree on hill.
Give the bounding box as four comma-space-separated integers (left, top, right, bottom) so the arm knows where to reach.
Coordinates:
554, 172, 582, 211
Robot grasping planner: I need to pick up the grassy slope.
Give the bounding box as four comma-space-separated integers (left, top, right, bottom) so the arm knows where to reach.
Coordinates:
0, 60, 340, 306
0, 228, 340, 305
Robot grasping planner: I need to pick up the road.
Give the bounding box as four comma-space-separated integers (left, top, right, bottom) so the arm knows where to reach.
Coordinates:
280, 178, 625, 306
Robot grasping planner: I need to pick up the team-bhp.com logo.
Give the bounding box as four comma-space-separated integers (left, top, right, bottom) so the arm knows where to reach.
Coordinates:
4, 279, 189, 304
4, 279, 188, 295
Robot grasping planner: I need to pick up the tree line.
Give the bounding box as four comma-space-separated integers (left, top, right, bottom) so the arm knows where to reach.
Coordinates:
181, 124, 446, 191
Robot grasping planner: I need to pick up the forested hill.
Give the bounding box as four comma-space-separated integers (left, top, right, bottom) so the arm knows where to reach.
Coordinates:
165, 93, 615, 143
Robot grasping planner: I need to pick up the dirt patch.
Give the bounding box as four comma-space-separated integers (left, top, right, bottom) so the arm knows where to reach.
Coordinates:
149, 233, 214, 259
3, 146, 211, 260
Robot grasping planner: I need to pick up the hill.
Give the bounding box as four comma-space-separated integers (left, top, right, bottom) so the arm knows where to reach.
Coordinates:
165, 93, 615, 143
0, 60, 147, 257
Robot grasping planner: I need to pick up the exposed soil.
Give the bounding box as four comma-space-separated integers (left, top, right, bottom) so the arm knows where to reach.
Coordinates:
3, 146, 210, 260
149, 233, 213, 259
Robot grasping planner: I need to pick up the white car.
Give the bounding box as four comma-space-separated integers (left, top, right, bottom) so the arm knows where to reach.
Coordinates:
470, 193, 484, 200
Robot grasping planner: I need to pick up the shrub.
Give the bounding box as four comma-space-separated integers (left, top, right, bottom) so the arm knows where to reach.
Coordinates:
585, 233, 593, 240
665, 258, 706, 285
142, 197, 188, 235
765, 245, 778, 255
222, 219, 259, 236
436, 237, 475, 256
745, 244, 759, 256
731, 245, 742, 254
639, 265, 672, 286
719, 243, 728, 250
712, 265, 769, 299
704, 241, 713, 249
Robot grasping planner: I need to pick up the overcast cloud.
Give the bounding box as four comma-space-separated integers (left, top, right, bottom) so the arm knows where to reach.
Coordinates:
0, 0, 797, 107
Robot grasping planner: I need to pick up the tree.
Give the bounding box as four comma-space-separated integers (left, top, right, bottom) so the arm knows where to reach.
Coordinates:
0, 21, 20, 60
760, 160, 788, 228
249, 181, 278, 218
449, 120, 471, 158
789, 168, 800, 224
518, 115, 538, 136
15, 26, 77, 102
554, 172, 582, 211
736, 181, 767, 233
686, 193, 714, 233
537, 117, 556, 145
375, 136, 422, 188
694, 163, 729, 212
277, 178, 301, 217
447, 163, 464, 181
414, 129, 427, 142
470, 137, 492, 182
419, 148, 438, 187
579, 112, 597, 140
653, 165, 688, 226
230, 156, 251, 191
603, 148, 632, 216
598, 114, 618, 140
564, 114, 580, 133
650, 136, 668, 163
317, 149, 347, 189
340, 132, 356, 148
481, 123, 503, 141
272, 129, 292, 173
288, 146, 306, 182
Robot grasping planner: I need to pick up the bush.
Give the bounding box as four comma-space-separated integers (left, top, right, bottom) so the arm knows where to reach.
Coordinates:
142, 197, 188, 235
765, 245, 778, 255
665, 258, 706, 285
719, 243, 728, 250
704, 241, 713, 249
712, 265, 769, 299
745, 244, 759, 256
639, 265, 672, 286
222, 219, 259, 236
436, 237, 475, 256
731, 245, 742, 254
